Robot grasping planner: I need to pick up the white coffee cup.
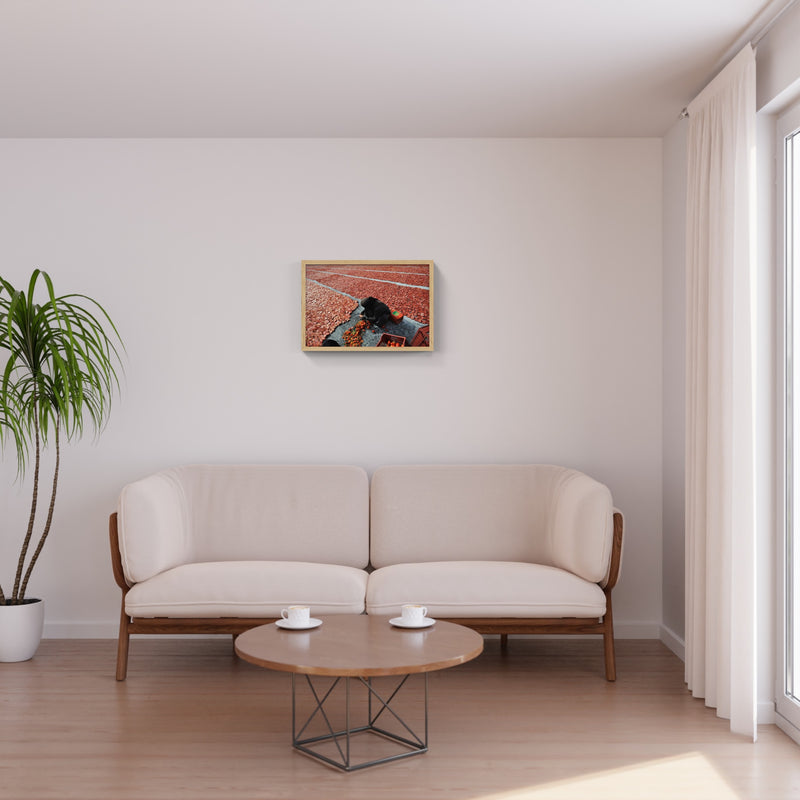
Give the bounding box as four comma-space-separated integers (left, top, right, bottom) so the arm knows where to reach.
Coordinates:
401, 604, 428, 625
281, 605, 310, 627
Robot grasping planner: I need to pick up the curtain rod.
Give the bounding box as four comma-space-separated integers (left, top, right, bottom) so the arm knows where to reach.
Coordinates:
680, 0, 800, 120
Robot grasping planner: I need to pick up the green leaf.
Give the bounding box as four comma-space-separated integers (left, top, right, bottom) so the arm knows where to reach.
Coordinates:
0, 269, 125, 598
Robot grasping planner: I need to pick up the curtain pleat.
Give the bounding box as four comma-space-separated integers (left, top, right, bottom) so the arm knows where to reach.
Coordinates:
684, 44, 757, 740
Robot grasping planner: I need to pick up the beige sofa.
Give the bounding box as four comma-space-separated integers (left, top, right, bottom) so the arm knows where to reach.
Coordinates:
109, 464, 623, 681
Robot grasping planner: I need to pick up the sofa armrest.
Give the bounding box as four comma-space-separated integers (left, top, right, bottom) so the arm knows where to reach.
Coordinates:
117, 470, 191, 584
600, 510, 624, 589
548, 471, 615, 584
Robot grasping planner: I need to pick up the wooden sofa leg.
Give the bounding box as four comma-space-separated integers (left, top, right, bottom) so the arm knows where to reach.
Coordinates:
116, 606, 131, 682
500, 634, 509, 652
603, 629, 616, 682
603, 598, 616, 682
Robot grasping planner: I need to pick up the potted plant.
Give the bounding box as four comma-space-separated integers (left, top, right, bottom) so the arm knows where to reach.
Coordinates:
0, 269, 123, 661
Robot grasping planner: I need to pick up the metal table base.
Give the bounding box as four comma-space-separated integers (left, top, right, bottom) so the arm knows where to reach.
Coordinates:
291, 672, 429, 771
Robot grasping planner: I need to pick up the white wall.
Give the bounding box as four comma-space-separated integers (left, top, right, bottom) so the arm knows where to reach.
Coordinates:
0, 138, 663, 637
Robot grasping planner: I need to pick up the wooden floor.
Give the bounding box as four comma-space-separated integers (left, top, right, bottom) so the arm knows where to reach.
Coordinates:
2, 637, 799, 800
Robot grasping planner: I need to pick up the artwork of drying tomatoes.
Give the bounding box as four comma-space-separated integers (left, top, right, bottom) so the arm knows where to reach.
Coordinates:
302, 261, 434, 351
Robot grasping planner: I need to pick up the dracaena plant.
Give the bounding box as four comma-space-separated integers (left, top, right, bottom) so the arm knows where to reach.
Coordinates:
0, 270, 123, 605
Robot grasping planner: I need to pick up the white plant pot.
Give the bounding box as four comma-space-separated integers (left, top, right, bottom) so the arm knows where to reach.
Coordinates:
0, 598, 45, 662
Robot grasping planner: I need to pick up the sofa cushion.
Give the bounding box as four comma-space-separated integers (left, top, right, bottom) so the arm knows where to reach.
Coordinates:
370, 465, 614, 583
118, 470, 190, 585
178, 466, 369, 567
118, 465, 370, 583
366, 561, 607, 618
124, 561, 368, 618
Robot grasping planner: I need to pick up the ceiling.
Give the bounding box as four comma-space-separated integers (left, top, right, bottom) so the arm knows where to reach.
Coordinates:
0, 0, 778, 138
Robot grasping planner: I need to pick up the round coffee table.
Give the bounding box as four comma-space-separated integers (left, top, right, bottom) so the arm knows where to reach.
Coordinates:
235, 615, 483, 771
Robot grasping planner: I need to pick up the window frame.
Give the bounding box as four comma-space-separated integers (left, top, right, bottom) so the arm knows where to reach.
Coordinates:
776, 98, 800, 744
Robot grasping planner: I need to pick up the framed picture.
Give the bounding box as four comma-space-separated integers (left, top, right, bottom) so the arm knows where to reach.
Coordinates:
302, 261, 434, 351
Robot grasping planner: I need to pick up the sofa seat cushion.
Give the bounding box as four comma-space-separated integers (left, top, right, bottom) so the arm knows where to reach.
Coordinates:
366, 561, 606, 618
125, 561, 368, 618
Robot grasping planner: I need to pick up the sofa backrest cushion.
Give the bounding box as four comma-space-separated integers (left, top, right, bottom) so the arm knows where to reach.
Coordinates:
118, 469, 190, 585
118, 464, 369, 583
369, 465, 614, 583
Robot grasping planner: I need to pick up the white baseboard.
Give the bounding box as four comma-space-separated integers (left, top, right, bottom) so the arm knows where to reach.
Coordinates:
44, 620, 663, 639
616, 622, 662, 639
43, 622, 228, 639
659, 624, 686, 661
44, 621, 118, 638
776, 711, 800, 743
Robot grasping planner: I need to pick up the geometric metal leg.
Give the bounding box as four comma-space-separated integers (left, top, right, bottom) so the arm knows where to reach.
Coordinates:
291, 673, 429, 771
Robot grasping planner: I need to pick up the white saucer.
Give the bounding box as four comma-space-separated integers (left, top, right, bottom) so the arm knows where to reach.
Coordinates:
275, 618, 323, 630
389, 617, 436, 629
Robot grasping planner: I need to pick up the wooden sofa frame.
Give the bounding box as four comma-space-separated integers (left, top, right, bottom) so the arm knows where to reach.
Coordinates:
109, 510, 623, 682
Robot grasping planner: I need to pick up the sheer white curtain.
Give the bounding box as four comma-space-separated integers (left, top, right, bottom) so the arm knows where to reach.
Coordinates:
685, 44, 758, 740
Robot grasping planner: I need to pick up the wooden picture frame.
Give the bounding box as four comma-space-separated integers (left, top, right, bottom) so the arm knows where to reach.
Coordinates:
302, 261, 434, 351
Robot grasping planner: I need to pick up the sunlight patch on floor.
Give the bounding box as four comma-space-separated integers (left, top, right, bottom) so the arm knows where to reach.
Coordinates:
475, 753, 738, 800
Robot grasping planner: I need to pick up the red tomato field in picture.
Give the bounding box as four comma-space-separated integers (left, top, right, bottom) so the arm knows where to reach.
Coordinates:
302, 262, 433, 349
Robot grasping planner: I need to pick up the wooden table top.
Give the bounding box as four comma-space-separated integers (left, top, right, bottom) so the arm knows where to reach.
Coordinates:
234, 615, 484, 677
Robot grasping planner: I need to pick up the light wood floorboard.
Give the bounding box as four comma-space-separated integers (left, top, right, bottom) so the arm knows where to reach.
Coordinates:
1, 638, 798, 800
